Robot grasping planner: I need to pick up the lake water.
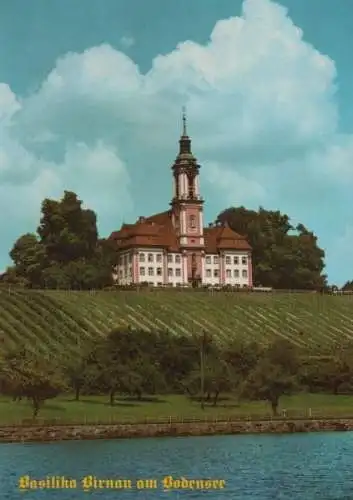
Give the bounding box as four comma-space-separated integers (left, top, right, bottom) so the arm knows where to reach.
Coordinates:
2, 432, 353, 499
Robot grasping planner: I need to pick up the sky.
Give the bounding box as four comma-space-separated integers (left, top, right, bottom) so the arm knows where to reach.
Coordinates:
1, 0, 353, 285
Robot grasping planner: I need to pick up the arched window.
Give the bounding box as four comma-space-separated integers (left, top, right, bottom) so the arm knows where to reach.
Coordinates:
188, 175, 195, 198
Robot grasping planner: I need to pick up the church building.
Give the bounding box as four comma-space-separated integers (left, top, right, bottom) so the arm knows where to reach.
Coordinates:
109, 111, 253, 288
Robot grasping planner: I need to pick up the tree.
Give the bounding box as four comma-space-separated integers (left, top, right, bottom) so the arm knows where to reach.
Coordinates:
8, 191, 114, 289
88, 327, 163, 405
185, 356, 232, 407
216, 207, 326, 289
342, 281, 353, 291
0, 348, 67, 418
241, 359, 297, 415
37, 191, 98, 263
63, 343, 97, 401
9, 234, 47, 287
155, 332, 199, 393
224, 340, 262, 386
240, 338, 299, 415
299, 357, 346, 394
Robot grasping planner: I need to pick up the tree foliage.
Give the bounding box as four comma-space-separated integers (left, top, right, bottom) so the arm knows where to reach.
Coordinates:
240, 339, 299, 415
216, 206, 326, 289
8, 191, 114, 289
3, 328, 353, 418
0, 348, 67, 418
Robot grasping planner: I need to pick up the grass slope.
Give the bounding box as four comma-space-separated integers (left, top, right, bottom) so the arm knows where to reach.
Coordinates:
1, 394, 353, 425
0, 289, 352, 358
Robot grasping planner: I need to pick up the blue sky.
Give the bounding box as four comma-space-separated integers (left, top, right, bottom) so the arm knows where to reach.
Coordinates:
1, 0, 353, 285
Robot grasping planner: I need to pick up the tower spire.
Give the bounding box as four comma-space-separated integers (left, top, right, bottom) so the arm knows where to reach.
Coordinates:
179, 106, 191, 154
182, 106, 187, 136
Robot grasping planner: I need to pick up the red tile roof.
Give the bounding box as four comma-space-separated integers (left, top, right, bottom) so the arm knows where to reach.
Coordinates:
109, 212, 251, 253
204, 225, 251, 252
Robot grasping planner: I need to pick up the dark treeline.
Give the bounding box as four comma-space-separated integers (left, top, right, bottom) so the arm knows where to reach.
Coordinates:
1, 329, 353, 419
0, 191, 328, 290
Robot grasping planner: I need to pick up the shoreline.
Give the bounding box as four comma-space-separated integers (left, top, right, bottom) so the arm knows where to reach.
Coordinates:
1, 418, 353, 443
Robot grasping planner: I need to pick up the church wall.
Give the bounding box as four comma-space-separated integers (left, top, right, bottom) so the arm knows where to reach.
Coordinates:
202, 253, 221, 286
202, 251, 251, 287
135, 248, 165, 286
115, 251, 133, 285
165, 252, 185, 286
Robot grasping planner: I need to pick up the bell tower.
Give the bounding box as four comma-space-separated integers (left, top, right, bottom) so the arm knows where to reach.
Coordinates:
170, 108, 205, 285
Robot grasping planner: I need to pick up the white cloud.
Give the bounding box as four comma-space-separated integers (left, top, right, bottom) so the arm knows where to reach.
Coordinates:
0, 84, 21, 126
120, 36, 135, 49
0, 0, 350, 279
204, 161, 267, 206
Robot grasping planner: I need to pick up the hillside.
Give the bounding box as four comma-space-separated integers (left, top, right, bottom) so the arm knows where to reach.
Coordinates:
0, 289, 351, 359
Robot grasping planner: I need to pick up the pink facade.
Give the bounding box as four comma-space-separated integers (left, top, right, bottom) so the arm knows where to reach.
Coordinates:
186, 252, 202, 281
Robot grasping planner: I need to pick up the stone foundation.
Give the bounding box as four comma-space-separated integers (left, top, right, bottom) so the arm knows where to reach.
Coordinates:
1, 419, 353, 443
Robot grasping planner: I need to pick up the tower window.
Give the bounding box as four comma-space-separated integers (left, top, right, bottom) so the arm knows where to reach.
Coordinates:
175, 174, 179, 198
188, 175, 195, 198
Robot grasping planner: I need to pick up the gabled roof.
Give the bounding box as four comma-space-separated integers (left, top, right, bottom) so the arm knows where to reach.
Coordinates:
204, 224, 251, 253
109, 211, 179, 251
109, 214, 251, 253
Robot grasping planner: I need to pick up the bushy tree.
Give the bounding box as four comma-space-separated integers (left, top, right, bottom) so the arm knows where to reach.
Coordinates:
8, 191, 114, 290
240, 339, 299, 415
216, 207, 326, 289
0, 348, 67, 418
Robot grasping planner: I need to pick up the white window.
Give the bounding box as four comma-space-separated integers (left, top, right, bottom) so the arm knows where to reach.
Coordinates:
206, 256, 211, 265
167, 254, 173, 263
234, 269, 239, 278
148, 267, 154, 276
242, 269, 248, 278
233, 256, 239, 265
226, 269, 231, 278
175, 255, 181, 264
175, 268, 181, 277
139, 253, 145, 263
225, 256, 231, 265
206, 269, 211, 277
148, 253, 153, 262
189, 215, 196, 228
213, 256, 219, 265
157, 267, 162, 276
242, 256, 247, 265
140, 267, 145, 276
157, 254, 162, 263
168, 268, 173, 277
214, 269, 219, 277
